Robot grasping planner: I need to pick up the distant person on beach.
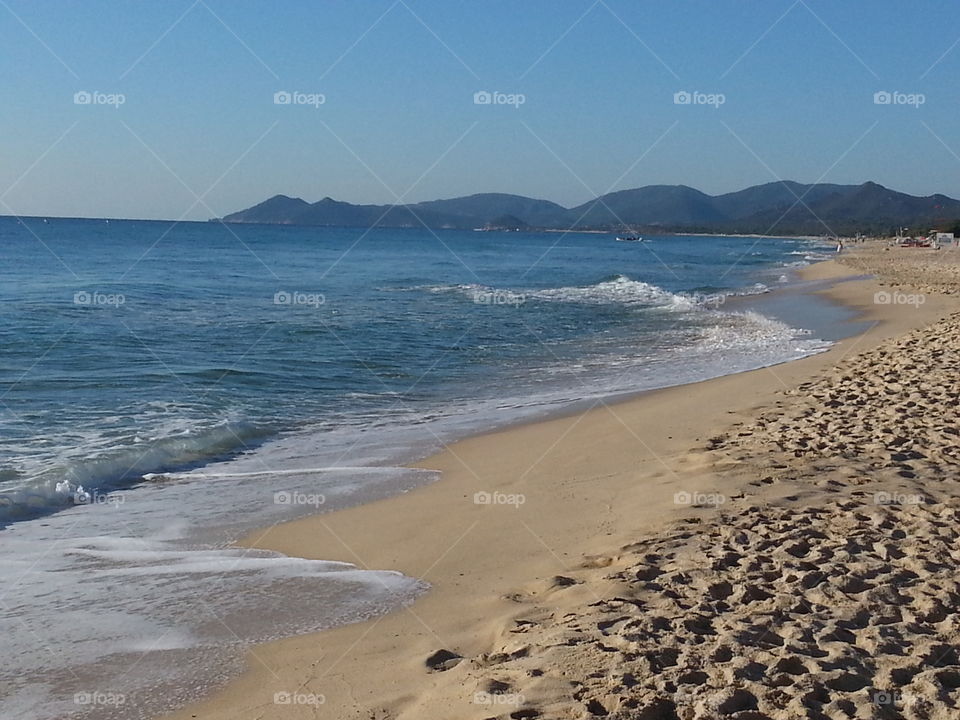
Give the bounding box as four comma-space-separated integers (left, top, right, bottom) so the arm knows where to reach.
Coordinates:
836, 238, 844, 253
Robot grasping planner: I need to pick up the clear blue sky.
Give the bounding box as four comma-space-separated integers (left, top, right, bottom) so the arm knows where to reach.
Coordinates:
2, 0, 958, 220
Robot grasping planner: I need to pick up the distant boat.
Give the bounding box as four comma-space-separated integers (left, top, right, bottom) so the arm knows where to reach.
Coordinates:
615, 235, 644, 242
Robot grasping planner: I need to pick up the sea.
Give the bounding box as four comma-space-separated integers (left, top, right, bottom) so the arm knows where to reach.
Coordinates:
0, 218, 849, 719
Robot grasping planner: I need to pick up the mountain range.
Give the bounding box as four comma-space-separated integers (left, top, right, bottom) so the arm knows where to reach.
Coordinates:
220, 181, 960, 235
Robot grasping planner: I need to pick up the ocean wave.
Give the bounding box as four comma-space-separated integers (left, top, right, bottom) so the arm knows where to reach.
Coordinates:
526, 274, 687, 306
728, 282, 769, 297
694, 310, 825, 353
0, 420, 270, 525
785, 250, 832, 262
410, 275, 766, 310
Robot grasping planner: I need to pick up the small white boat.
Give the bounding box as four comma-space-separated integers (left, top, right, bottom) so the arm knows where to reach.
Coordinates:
615, 235, 643, 242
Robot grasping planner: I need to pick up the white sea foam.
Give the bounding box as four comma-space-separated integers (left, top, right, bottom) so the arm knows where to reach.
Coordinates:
525, 274, 684, 305
694, 310, 825, 353
1, 495, 428, 719
416, 275, 769, 311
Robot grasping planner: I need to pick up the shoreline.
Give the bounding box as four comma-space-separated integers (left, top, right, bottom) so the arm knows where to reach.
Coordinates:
163, 254, 955, 720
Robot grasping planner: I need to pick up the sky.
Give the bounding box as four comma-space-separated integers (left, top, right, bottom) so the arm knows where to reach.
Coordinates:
1, 0, 959, 221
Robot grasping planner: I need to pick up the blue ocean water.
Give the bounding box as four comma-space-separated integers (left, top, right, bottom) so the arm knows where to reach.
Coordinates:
0, 217, 835, 718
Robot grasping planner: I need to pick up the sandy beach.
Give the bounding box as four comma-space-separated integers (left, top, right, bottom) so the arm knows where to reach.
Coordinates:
165, 243, 960, 720
9, 5, 960, 718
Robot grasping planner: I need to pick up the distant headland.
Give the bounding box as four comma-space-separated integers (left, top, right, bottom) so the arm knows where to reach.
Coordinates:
218, 181, 960, 236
